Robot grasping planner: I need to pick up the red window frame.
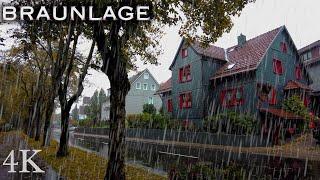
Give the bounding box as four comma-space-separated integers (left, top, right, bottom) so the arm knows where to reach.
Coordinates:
181, 48, 188, 58
184, 65, 192, 82
273, 59, 284, 75
179, 68, 184, 82
295, 65, 302, 80
280, 42, 287, 53
304, 95, 310, 107
179, 65, 192, 83
167, 99, 173, 112
220, 87, 244, 107
268, 88, 277, 105
179, 92, 192, 109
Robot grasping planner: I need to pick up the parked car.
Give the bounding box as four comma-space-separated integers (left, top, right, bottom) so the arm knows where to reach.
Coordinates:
69, 126, 76, 131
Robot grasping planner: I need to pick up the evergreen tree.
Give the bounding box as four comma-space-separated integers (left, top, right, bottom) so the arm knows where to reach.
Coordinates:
85, 90, 100, 125
71, 105, 79, 121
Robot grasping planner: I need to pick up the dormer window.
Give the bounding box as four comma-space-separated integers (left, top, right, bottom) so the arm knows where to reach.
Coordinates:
280, 42, 287, 53
144, 73, 149, 79
181, 48, 188, 58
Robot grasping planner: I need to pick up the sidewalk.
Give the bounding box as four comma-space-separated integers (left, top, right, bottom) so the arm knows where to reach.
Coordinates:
0, 132, 58, 180
73, 132, 320, 161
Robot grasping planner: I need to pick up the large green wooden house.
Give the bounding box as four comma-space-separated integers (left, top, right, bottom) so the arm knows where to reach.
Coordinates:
156, 26, 312, 135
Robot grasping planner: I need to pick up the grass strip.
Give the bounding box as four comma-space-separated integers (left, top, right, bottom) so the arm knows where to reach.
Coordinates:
14, 132, 166, 180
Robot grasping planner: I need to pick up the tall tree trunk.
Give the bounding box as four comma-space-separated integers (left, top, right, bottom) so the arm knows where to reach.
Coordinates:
105, 75, 130, 180
28, 100, 38, 138
56, 106, 71, 157
93, 21, 131, 180
34, 99, 42, 141
56, 38, 94, 156
42, 94, 55, 146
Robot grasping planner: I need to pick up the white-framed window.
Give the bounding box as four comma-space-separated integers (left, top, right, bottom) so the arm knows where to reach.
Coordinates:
143, 83, 148, 90
144, 73, 149, 79
151, 84, 156, 91
148, 97, 154, 104
136, 82, 141, 89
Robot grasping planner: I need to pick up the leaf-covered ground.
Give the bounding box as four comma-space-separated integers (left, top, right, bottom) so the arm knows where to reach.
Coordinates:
0, 132, 166, 180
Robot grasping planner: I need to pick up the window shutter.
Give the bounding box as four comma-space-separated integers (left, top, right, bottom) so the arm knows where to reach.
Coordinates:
304, 96, 310, 107
295, 66, 302, 80
281, 42, 287, 53
185, 65, 191, 81
179, 94, 183, 109
182, 48, 188, 58
269, 89, 277, 105
273, 59, 283, 75
237, 87, 244, 105
220, 90, 226, 105
230, 89, 237, 106
179, 68, 183, 82
167, 99, 173, 112
187, 92, 192, 108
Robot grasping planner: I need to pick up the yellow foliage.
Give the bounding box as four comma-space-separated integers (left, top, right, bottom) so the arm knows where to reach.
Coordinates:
20, 133, 166, 180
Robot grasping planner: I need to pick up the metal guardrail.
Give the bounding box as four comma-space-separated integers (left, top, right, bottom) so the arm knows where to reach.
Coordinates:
75, 127, 268, 147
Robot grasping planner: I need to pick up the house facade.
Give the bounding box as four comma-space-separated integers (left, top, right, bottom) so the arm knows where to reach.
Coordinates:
78, 96, 91, 120
101, 69, 162, 120
157, 26, 311, 130
299, 41, 320, 115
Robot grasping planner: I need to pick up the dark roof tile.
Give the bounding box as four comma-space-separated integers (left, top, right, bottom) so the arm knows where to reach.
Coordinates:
284, 80, 312, 91
212, 26, 283, 79
192, 42, 226, 60
155, 78, 172, 94
260, 108, 304, 120
299, 40, 320, 54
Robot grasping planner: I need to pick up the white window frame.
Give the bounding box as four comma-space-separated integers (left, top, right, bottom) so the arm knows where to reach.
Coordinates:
143, 83, 148, 90
307, 51, 312, 60
136, 82, 141, 89
144, 73, 149, 79
151, 84, 156, 91
148, 97, 154, 104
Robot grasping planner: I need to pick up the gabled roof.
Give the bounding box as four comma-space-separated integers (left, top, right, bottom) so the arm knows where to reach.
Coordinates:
129, 71, 143, 83
299, 40, 320, 54
299, 40, 320, 66
129, 68, 159, 86
107, 69, 159, 93
192, 42, 226, 60
155, 78, 172, 94
260, 108, 304, 120
211, 26, 284, 79
169, 39, 226, 70
284, 80, 312, 91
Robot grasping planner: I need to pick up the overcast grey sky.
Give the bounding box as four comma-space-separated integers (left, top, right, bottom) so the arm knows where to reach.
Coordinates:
1, 0, 320, 98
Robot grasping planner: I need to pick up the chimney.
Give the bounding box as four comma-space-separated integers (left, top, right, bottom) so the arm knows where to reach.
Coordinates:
238, 33, 246, 46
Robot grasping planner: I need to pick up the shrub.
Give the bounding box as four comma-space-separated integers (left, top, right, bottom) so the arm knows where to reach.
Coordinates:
152, 114, 170, 129
78, 118, 92, 127
204, 111, 256, 135
126, 114, 142, 128
142, 104, 157, 115
126, 113, 172, 129
283, 95, 310, 121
